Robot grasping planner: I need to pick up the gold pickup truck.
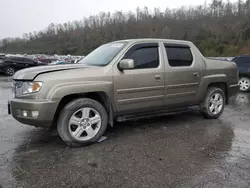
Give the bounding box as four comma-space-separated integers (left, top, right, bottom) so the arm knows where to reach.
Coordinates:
8, 39, 239, 147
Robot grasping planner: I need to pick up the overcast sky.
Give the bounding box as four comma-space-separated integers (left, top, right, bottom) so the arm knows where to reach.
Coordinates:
0, 0, 236, 39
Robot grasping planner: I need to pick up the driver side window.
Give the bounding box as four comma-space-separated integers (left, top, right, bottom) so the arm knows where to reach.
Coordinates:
123, 44, 159, 69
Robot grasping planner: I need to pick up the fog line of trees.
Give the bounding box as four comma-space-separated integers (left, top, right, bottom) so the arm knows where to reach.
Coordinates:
1, 0, 250, 56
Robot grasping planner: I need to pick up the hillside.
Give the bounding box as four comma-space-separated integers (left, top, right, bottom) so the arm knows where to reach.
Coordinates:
1, 0, 250, 56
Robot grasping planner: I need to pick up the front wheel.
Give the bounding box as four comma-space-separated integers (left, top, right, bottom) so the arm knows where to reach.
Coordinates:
57, 98, 108, 147
200, 87, 225, 119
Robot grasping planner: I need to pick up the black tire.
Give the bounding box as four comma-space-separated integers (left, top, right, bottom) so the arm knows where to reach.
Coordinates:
238, 77, 250, 92
4, 66, 15, 76
57, 98, 108, 147
200, 87, 225, 119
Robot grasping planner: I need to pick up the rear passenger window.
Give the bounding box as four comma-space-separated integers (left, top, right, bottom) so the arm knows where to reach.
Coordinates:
165, 47, 193, 67
126, 47, 159, 69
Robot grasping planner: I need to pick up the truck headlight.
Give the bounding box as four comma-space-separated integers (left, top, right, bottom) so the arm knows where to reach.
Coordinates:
14, 81, 43, 96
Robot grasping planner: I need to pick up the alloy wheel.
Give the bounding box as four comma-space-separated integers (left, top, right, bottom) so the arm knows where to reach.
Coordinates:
209, 93, 223, 115
68, 107, 101, 141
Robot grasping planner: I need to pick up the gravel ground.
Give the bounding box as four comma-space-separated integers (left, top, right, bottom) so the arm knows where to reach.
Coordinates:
0, 77, 250, 188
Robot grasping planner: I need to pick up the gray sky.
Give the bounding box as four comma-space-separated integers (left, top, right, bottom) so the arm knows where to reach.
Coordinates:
0, 0, 235, 39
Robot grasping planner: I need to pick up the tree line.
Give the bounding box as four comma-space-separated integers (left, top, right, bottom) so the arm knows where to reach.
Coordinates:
1, 0, 250, 57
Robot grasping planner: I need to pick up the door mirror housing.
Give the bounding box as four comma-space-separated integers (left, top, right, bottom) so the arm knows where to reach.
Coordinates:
118, 59, 135, 70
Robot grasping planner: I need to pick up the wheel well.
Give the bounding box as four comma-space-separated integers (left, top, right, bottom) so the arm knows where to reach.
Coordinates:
51, 92, 113, 128
207, 82, 228, 104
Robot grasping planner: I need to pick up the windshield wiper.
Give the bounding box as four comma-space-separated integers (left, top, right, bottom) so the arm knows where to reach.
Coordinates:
85, 64, 105, 67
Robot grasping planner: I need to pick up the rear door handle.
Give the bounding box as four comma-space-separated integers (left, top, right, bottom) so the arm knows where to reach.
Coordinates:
193, 72, 200, 77
155, 75, 162, 80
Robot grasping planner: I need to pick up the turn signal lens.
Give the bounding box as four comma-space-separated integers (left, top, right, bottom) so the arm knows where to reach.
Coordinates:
33, 82, 42, 92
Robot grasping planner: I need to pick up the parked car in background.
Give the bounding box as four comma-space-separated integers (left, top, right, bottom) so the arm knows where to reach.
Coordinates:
0, 56, 47, 76
75, 57, 85, 63
0, 56, 6, 60
50, 61, 68, 65
231, 55, 250, 92
38, 58, 59, 64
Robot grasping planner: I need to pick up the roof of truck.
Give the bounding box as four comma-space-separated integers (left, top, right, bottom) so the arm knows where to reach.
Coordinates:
115, 38, 193, 45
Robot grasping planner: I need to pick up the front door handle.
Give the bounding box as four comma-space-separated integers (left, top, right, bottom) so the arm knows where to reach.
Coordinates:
193, 72, 200, 77
155, 75, 162, 80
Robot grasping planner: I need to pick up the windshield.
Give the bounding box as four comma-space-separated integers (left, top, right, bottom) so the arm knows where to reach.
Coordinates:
78, 42, 128, 66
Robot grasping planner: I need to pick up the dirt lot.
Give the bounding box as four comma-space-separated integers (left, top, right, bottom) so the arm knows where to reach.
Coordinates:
0, 76, 250, 188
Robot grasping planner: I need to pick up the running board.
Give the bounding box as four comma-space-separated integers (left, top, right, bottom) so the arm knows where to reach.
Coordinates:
115, 105, 200, 122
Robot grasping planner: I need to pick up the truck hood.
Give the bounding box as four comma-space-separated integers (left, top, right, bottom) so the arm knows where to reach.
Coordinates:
13, 64, 91, 80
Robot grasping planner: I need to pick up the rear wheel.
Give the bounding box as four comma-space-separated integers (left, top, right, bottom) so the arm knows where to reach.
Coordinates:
239, 77, 250, 92
57, 98, 108, 147
200, 87, 225, 119
4, 66, 15, 76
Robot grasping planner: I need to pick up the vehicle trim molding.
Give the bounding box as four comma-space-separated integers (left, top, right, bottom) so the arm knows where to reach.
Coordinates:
229, 84, 239, 88
117, 85, 165, 94
167, 82, 199, 89
166, 91, 197, 98
117, 95, 164, 105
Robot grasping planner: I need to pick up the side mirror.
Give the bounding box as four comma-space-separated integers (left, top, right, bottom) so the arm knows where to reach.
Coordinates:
118, 59, 135, 70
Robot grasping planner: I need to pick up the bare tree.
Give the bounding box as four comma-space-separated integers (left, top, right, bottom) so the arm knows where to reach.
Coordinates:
1, 0, 250, 56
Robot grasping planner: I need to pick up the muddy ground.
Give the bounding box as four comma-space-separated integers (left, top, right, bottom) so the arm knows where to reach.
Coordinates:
0, 76, 250, 188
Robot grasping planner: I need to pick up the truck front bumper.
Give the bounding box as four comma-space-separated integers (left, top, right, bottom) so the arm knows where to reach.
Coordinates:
9, 98, 58, 128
